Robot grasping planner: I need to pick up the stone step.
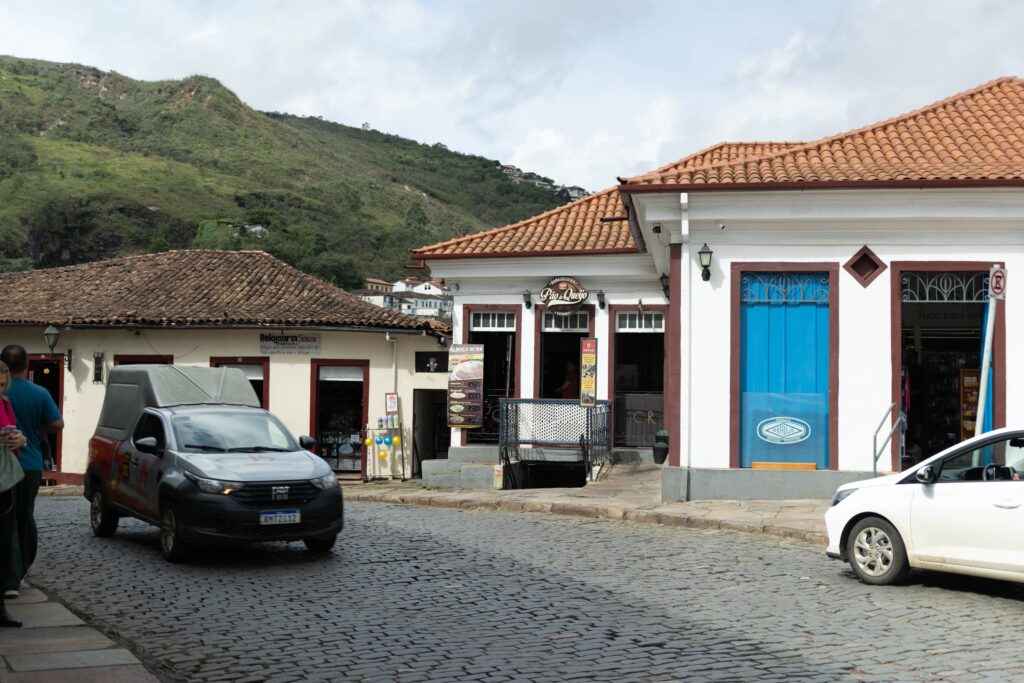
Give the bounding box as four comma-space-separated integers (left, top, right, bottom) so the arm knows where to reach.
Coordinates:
422, 460, 503, 490
447, 446, 501, 463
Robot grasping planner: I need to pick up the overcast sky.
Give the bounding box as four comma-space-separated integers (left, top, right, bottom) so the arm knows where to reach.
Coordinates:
3, 0, 1024, 190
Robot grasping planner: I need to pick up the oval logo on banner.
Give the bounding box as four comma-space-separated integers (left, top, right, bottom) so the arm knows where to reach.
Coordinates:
756, 417, 811, 444
539, 276, 589, 315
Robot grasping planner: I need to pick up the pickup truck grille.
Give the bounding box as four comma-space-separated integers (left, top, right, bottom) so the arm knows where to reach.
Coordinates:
230, 481, 320, 506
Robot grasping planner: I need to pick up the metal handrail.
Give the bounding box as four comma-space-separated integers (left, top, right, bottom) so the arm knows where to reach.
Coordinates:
873, 402, 905, 476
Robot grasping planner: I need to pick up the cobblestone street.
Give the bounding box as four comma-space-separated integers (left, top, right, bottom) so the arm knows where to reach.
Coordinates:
25, 497, 1024, 682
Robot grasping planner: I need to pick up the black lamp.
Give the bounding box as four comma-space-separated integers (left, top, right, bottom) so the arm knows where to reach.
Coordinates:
522, 290, 532, 309
43, 325, 59, 354
596, 290, 606, 309
698, 243, 713, 282
659, 273, 669, 298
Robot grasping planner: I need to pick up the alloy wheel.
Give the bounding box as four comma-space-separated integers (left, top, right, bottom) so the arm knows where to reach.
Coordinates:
853, 526, 893, 577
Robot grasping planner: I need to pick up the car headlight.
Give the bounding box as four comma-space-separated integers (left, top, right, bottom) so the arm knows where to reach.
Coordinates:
185, 471, 244, 495
312, 473, 339, 491
831, 488, 858, 506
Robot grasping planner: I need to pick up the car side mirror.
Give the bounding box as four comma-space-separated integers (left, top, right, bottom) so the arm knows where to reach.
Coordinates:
299, 435, 316, 450
916, 465, 936, 484
135, 436, 161, 455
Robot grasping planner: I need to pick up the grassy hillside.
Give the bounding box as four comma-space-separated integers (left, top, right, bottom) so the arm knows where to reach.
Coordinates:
0, 56, 571, 284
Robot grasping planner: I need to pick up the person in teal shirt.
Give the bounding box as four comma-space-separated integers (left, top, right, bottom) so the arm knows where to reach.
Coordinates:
1, 345, 63, 598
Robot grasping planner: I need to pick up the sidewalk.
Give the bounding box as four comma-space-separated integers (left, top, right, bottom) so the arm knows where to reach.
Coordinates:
345, 462, 830, 546
0, 584, 161, 682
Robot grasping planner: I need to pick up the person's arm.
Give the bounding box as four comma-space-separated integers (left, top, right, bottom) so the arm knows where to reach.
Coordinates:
42, 392, 63, 434
46, 418, 64, 434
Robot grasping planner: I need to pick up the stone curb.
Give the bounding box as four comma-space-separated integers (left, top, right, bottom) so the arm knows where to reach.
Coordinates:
345, 488, 825, 547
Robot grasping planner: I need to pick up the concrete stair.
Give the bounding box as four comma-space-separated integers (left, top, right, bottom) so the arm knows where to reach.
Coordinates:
422, 446, 503, 489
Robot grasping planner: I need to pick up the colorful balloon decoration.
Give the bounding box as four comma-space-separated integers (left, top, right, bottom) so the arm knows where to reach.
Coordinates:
392, 436, 401, 445
374, 436, 383, 445
364, 438, 373, 447
384, 436, 393, 446
378, 450, 389, 459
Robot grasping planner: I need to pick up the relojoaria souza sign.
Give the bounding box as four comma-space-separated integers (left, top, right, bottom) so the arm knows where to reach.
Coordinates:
538, 277, 589, 316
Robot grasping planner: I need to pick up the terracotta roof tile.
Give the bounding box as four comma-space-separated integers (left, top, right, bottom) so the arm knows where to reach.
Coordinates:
0, 250, 439, 330
623, 77, 1024, 188
414, 142, 800, 259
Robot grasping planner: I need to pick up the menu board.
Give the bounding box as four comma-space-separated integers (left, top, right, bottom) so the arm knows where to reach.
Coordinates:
447, 344, 484, 428
580, 338, 597, 407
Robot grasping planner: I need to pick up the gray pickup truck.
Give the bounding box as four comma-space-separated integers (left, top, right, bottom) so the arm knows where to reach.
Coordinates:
84, 365, 343, 561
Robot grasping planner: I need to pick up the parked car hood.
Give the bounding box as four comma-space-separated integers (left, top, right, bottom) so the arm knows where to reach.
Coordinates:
180, 451, 329, 482
836, 471, 904, 492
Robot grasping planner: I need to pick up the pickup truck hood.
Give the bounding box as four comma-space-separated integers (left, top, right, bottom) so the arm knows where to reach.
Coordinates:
179, 451, 329, 482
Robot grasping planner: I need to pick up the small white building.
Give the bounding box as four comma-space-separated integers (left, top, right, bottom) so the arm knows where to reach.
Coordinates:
0, 250, 453, 483
414, 77, 1024, 500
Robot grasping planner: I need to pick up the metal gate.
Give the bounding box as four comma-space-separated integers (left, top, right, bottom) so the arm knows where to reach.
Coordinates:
498, 399, 611, 488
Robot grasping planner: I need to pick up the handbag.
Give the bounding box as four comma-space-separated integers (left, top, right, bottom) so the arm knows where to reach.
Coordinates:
0, 444, 23, 493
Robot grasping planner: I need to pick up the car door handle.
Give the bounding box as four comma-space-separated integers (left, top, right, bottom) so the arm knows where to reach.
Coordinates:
993, 499, 1021, 509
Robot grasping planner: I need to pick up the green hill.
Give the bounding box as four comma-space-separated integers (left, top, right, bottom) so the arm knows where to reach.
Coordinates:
0, 55, 572, 285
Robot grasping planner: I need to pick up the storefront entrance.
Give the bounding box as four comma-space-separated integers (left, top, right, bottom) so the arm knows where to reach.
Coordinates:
738, 271, 833, 469
612, 309, 665, 447
537, 310, 589, 399
311, 360, 368, 477
412, 388, 449, 477
466, 309, 517, 444
898, 269, 996, 467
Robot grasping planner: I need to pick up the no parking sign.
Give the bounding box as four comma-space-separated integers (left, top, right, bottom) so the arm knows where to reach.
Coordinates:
989, 266, 1007, 300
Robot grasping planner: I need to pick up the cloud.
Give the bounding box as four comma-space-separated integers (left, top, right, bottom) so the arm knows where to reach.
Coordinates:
1, 0, 1023, 192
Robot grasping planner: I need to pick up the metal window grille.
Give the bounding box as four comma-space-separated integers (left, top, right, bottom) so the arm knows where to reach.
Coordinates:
542, 311, 589, 332
900, 271, 990, 303
615, 312, 664, 332
740, 272, 830, 304
470, 311, 516, 331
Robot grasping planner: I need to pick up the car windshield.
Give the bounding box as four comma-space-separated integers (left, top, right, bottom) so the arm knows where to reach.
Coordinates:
172, 411, 299, 454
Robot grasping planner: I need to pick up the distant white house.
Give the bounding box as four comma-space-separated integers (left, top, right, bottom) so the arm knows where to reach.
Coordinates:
356, 277, 452, 319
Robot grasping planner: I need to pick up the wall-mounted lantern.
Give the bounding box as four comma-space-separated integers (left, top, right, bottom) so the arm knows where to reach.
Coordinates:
596, 290, 606, 309
659, 273, 670, 299
522, 290, 532, 309
698, 244, 714, 282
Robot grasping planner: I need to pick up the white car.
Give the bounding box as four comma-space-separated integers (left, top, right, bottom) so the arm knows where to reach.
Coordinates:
826, 427, 1024, 585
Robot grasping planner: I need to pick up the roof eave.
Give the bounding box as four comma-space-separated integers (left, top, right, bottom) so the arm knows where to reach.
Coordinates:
618, 178, 1024, 193
413, 247, 642, 261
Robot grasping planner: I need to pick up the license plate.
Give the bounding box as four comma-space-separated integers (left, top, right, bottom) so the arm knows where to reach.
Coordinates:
260, 509, 300, 525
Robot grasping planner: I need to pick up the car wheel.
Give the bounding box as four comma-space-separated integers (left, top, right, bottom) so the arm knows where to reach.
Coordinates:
160, 503, 191, 563
304, 535, 337, 553
89, 487, 119, 537
846, 516, 909, 585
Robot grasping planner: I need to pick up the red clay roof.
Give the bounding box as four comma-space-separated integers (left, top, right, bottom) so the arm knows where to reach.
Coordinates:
623, 77, 1024, 188
0, 250, 440, 330
414, 142, 801, 259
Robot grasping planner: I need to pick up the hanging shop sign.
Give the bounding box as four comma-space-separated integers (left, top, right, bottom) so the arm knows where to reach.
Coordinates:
539, 276, 589, 316
258, 332, 321, 355
580, 338, 597, 407
447, 344, 484, 428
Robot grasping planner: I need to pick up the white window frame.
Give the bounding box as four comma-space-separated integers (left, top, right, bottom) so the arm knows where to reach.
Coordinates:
616, 311, 665, 333
469, 311, 516, 332
542, 311, 589, 333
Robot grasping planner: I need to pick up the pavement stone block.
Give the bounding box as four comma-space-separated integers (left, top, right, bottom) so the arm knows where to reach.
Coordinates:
6, 602, 84, 628
0, 625, 114, 655
0, 664, 160, 682
6, 648, 139, 672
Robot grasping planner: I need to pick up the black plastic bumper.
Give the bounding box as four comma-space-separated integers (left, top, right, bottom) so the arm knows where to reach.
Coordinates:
175, 486, 343, 545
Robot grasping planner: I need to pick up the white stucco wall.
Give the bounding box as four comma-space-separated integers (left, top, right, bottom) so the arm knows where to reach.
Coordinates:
0, 327, 447, 476
678, 188, 1024, 473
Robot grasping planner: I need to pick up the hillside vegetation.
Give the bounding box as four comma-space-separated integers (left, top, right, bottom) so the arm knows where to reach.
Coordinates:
0, 56, 571, 284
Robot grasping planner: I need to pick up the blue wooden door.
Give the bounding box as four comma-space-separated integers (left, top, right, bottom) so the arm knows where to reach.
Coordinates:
740, 272, 830, 468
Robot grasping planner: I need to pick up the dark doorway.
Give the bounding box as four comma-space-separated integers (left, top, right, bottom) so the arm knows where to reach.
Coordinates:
538, 311, 588, 399
612, 310, 665, 447
901, 300, 984, 466
413, 389, 449, 477
210, 357, 270, 408
27, 356, 62, 471
312, 362, 367, 477
466, 331, 515, 444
